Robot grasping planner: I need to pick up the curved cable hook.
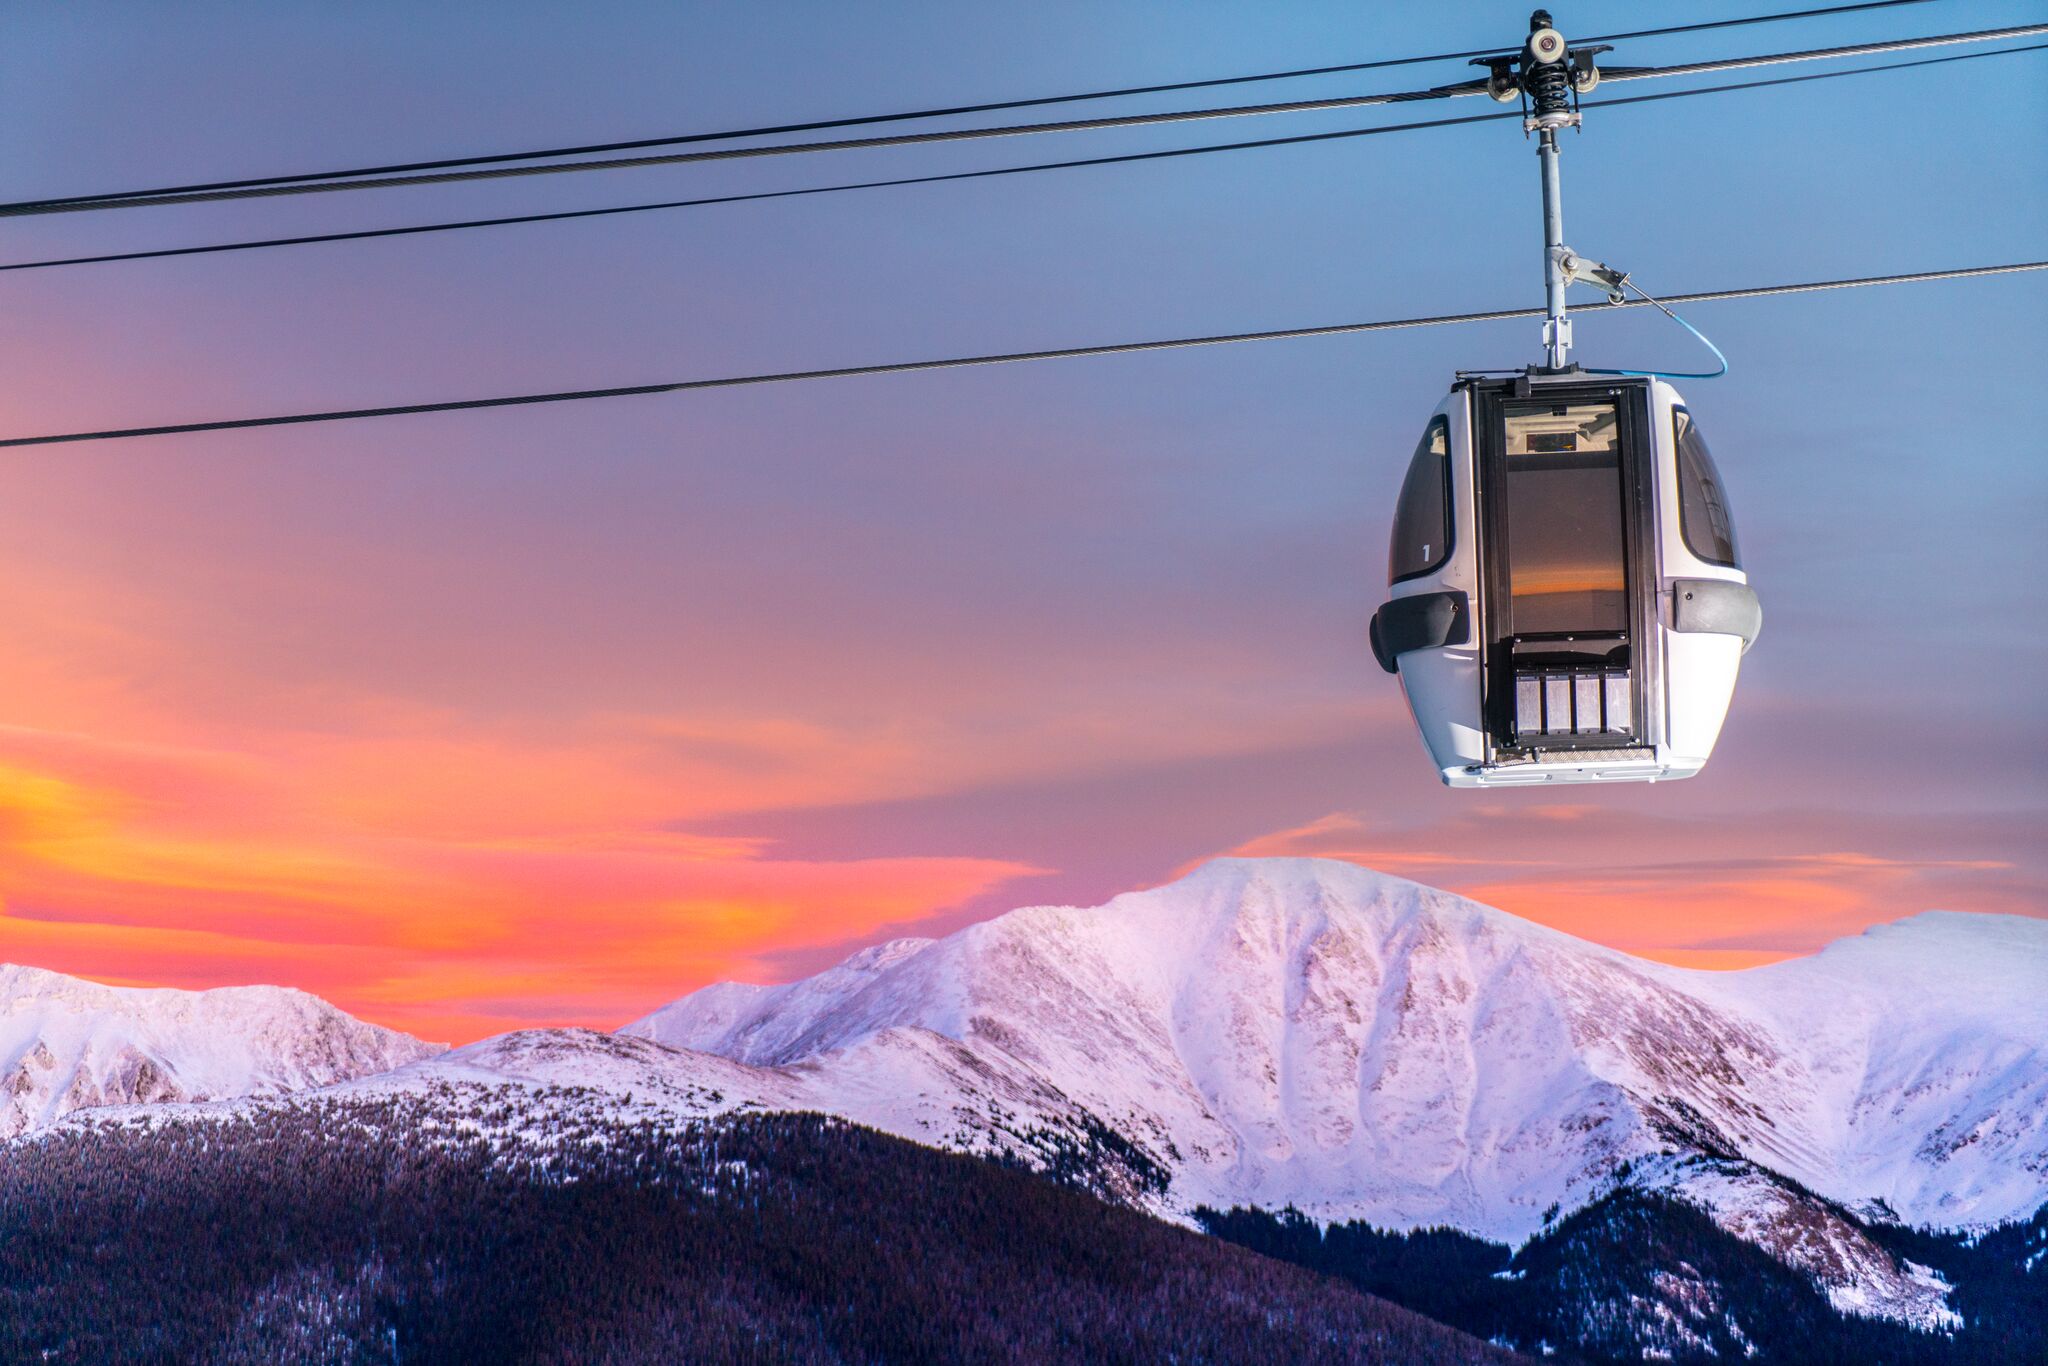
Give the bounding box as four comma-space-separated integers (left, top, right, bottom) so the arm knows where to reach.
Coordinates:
1586, 280, 1729, 379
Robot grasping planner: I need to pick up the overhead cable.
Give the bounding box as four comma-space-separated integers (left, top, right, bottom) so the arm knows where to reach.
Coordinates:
5, 261, 2039, 449
6, 0, 1953, 211
7, 42, 2037, 274
5, 20, 2040, 218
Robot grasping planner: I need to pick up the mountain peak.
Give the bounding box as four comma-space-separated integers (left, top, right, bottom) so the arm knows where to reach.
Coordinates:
1159, 854, 1438, 905
1076, 855, 1564, 978
838, 936, 938, 973
624, 855, 2047, 1245
1158, 855, 1548, 931
0, 963, 443, 1136
3, 961, 318, 1013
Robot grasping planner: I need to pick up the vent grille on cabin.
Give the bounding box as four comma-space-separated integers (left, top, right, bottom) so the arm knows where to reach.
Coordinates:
1513, 665, 1631, 740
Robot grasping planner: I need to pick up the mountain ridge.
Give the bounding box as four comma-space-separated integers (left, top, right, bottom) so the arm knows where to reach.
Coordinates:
614, 856, 2044, 1329
7, 857, 2041, 1339
0, 960, 443, 1136
628, 857, 2046, 1232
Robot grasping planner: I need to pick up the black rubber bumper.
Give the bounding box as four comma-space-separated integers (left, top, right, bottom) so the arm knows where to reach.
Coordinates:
1370, 591, 1470, 674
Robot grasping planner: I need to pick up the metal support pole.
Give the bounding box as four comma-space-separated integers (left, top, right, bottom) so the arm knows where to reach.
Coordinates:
1537, 128, 1570, 370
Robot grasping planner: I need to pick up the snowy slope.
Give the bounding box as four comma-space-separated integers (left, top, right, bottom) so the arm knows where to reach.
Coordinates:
325, 1020, 1174, 1206
10, 858, 2040, 1335
622, 857, 2047, 1320
1691, 911, 2048, 1229
0, 963, 443, 1135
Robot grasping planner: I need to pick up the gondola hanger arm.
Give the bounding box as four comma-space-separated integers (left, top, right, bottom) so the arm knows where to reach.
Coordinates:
1554, 247, 1631, 304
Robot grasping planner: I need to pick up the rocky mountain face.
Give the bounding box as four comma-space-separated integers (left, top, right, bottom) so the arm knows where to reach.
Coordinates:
0, 963, 443, 1136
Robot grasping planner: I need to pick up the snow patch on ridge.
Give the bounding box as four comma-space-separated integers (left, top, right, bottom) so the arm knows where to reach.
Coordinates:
0, 963, 441, 1136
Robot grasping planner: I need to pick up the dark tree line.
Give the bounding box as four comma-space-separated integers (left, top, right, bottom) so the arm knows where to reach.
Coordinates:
0, 1096, 1510, 1365
1201, 1185, 2047, 1365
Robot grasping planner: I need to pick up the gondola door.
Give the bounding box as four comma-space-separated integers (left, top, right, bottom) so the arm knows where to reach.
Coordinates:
1474, 379, 1661, 764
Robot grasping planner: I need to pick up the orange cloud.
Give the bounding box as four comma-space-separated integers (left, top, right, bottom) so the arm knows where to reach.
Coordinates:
0, 545, 1072, 1038
0, 515, 1378, 1043
0, 718, 1040, 1040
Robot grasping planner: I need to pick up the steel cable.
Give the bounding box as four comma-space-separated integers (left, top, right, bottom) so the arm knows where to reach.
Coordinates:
5, 0, 1956, 210
4, 261, 2039, 449
6, 41, 2039, 272
4, 20, 2040, 218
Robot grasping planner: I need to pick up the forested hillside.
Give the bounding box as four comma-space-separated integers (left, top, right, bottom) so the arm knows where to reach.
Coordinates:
0, 1101, 1508, 1364
1202, 1190, 2048, 1364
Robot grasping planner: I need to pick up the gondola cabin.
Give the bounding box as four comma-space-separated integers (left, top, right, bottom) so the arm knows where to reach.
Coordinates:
1370, 372, 1759, 786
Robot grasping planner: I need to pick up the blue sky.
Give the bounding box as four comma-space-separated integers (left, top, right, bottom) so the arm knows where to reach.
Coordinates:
0, 1, 2041, 1036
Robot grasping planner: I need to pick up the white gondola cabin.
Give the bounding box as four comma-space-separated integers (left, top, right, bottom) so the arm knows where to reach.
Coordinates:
1370, 372, 1759, 786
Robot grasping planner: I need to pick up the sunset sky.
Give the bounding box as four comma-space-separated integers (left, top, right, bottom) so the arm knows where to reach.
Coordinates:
2, 2, 2042, 1041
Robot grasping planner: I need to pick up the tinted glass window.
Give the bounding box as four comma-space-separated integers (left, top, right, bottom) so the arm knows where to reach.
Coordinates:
1502, 400, 1627, 637
1389, 417, 1451, 583
1673, 408, 1739, 567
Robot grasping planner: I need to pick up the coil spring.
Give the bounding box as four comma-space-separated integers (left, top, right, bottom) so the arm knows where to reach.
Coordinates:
1523, 57, 1574, 115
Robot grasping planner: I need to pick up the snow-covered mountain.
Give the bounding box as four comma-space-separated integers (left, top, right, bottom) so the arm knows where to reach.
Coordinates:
0, 963, 443, 1136
627, 858, 2045, 1234
616, 858, 2046, 1326
9, 858, 2042, 1337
